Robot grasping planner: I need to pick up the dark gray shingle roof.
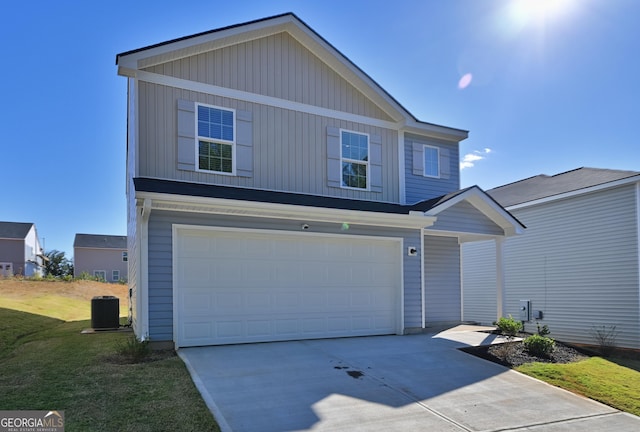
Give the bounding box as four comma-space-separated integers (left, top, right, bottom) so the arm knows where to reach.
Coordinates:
0, 221, 34, 239
134, 177, 450, 214
489, 167, 640, 207
74, 234, 127, 249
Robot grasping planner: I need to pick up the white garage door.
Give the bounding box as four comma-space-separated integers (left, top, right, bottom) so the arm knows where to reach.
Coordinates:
174, 227, 402, 347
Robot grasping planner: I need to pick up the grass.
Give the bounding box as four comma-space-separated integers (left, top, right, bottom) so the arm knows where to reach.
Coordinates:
0, 279, 219, 432
517, 357, 640, 416
0, 278, 128, 321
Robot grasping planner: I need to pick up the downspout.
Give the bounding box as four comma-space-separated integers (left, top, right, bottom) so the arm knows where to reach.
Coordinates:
420, 228, 426, 328
139, 198, 152, 341
459, 238, 464, 322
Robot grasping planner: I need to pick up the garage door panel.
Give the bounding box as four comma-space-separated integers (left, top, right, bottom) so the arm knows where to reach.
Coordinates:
176, 229, 401, 346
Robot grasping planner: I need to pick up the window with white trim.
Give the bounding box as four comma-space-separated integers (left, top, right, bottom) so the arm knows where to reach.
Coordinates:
122, 251, 128, 262
197, 103, 235, 174
340, 130, 369, 189
113, 270, 120, 282
94, 270, 106, 281
423, 145, 440, 178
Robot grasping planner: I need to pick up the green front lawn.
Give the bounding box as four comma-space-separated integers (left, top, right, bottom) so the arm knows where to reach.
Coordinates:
0, 307, 219, 432
517, 357, 640, 416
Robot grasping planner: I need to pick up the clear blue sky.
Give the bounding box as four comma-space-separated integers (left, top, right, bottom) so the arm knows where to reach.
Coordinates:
1, 0, 638, 257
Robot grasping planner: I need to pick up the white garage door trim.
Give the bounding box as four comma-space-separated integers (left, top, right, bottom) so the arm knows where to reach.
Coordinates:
172, 224, 404, 347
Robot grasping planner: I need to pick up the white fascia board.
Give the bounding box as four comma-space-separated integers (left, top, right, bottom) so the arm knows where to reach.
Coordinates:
117, 15, 295, 70
136, 191, 436, 229
402, 121, 469, 142
506, 175, 640, 211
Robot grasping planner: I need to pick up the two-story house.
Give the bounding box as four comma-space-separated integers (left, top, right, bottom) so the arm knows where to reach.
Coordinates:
116, 13, 524, 348
0, 221, 45, 277
73, 234, 128, 283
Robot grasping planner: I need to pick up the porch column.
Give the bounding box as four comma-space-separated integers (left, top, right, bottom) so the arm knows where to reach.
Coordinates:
495, 237, 506, 320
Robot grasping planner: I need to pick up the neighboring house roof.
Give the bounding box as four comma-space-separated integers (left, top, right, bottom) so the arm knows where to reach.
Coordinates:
0, 221, 34, 239
489, 167, 640, 207
74, 234, 127, 249
115, 12, 468, 141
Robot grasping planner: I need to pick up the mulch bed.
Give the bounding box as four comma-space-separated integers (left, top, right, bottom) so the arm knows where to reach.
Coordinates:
462, 334, 590, 368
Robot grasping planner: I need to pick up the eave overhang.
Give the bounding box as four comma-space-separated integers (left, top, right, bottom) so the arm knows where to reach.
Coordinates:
135, 191, 437, 230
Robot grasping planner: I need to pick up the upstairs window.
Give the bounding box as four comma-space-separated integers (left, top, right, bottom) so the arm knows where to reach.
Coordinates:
341, 130, 369, 189
197, 104, 235, 174
122, 251, 128, 262
423, 145, 440, 178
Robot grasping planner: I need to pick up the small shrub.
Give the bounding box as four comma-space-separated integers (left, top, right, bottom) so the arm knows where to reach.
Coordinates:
117, 336, 151, 363
537, 322, 550, 337
496, 315, 523, 337
590, 325, 619, 357
524, 334, 555, 357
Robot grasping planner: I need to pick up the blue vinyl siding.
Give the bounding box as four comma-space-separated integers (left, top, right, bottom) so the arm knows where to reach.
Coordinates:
404, 134, 459, 204
146, 211, 423, 342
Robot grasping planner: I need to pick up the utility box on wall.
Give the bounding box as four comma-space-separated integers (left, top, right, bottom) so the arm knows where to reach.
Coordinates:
519, 300, 531, 322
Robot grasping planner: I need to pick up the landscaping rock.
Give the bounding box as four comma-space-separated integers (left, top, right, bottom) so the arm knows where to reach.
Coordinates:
463, 339, 589, 368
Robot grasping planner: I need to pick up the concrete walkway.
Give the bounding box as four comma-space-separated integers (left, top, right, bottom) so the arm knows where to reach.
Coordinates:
179, 326, 640, 431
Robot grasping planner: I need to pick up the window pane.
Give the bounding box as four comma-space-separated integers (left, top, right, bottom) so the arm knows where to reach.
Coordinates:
341, 131, 368, 161
222, 125, 233, 141
424, 147, 439, 177
198, 105, 234, 141
198, 141, 233, 173
211, 144, 222, 157
221, 144, 232, 158
341, 161, 367, 189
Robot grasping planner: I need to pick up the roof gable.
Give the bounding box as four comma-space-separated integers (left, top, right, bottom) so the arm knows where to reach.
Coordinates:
490, 167, 640, 207
0, 221, 34, 240
74, 234, 127, 249
116, 13, 467, 141
142, 31, 395, 122
420, 186, 525, 236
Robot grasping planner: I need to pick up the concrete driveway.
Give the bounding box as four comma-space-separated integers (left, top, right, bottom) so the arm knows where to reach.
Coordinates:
179, 326, 640, 431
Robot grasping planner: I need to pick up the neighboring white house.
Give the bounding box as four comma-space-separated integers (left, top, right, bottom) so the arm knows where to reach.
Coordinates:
0, 221, 45, 277
73, 234, 128, 283
462, 167, 640, 350
116, 13, 524, 348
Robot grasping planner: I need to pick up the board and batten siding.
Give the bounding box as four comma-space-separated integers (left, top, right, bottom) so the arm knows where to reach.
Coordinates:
144, 32, 394, 122
137, 82, 400, 202
146, 210, 423, 342
404, 133, 460, 204
424, 235, 461, 324
463, 184, 640, 349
